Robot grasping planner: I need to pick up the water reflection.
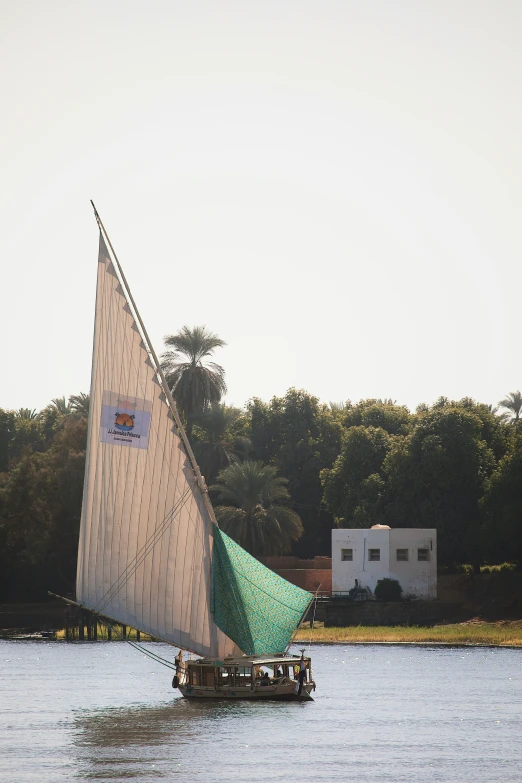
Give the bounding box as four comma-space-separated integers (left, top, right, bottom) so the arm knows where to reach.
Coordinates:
73, 698, 297, 781
74, 698, 259, 748
74, 701, 188, 780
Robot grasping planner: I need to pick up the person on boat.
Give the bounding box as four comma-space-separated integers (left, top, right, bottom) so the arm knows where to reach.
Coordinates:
260, 671, 270, 686
297, 655, 307, 696
172, 650, 183, 689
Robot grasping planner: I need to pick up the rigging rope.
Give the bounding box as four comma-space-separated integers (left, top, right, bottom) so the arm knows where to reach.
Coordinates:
97, 616, 178, 670
93, 486, 192, 615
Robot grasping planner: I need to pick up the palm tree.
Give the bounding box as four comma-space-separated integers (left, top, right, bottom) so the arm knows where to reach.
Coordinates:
69, 393, 90, 417
160, 325, 227, 437
498, 391, 522, 423
211, 460, 304, 558
49, 396, 72, 416
15, 408, 38, 420
191, 403, 251, 484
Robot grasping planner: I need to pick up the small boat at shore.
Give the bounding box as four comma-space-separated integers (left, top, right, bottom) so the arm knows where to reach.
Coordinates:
72, 204, 315, 701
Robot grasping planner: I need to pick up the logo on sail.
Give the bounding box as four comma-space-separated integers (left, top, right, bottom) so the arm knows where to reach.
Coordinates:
114, 412, 135, 432
100, 390, 152, 450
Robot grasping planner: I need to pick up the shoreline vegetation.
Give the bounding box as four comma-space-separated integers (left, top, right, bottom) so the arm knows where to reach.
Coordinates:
3, 621, 521, 649
2, 388, 522, 607
295, 621, 522, 647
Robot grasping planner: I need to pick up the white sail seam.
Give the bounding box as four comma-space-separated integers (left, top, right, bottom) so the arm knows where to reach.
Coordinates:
127, 302, 153, 629
109, 292, 214, 641
100, 261, 124, 612
113, 286, 209, 546
96, 225, 216, 547
94, 250, 117, 611
102, 290, 216, 644
88, 267, 181, 620
105, 274, 129, 615
94, 486, 192, 615
94, 494, 191, 618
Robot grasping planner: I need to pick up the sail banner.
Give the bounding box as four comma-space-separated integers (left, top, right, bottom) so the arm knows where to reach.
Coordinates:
100, 390, 152, 449
212, 527, 313, 655
76, 232, 237, 658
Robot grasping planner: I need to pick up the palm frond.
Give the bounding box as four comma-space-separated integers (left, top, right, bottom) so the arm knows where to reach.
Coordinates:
163, 326, 226, 363
15, 408, 38, 420
69, 393, 90, 417
212, 460, 302, 556
50, 397, 72, 415
498, 390, 522, 422
160, 326, 227, 429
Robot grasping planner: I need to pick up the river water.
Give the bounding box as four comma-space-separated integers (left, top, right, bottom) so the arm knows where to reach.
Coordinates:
0, 641, 520, 782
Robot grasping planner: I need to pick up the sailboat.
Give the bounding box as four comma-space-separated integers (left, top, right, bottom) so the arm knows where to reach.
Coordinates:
74, 203, 316, 701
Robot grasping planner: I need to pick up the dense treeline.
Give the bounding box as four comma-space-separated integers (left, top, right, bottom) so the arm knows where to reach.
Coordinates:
1, 327, 521, 601
0, 404, 88, 601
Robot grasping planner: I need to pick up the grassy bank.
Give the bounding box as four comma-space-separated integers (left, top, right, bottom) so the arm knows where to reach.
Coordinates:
295, 621, 522, 647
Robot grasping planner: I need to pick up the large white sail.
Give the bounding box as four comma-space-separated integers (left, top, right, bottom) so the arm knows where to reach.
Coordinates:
76, 232, 236, 658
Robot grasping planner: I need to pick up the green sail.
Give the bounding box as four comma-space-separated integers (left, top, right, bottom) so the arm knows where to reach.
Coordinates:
211, 527, 313, 656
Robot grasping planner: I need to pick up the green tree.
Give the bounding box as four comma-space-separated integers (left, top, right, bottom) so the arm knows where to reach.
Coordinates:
0, 416, 87, 601
384, 406, 495, 563
328, 401, 347, 416
420, 396, 512, 461
248, 389, 342, 556
191, 403, 251, 485
0, 409, 16, 472
498, 390, 522, 423
212, 460, 304, 557
160, 325, 227, 437
9, 414, 46, 462
341, 399, 411, 435
321, 426, 391, 526
481, 434, 522, 564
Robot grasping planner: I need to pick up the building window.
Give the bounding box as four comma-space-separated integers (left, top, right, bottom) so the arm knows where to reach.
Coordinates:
368, 549, 380, 561
396, 548, 408, 561
418, 548, 429, 561
341, 548, 353, 561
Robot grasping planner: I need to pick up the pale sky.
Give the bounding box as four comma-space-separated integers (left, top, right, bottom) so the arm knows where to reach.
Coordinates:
2, 1, 521, 413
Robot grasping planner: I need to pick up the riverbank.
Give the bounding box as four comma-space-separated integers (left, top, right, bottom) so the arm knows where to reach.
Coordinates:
295, 620, 522, 646
2, 602, 521, 647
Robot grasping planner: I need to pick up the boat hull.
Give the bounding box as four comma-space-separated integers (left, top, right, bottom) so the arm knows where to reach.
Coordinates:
179, 682, 314, 701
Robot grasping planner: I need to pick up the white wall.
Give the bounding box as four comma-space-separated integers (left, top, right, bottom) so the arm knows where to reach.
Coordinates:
332, 528, 437, 599
389, 529, 437, 599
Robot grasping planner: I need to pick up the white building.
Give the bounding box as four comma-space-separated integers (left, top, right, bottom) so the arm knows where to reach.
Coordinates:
332, 525, 437, 599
